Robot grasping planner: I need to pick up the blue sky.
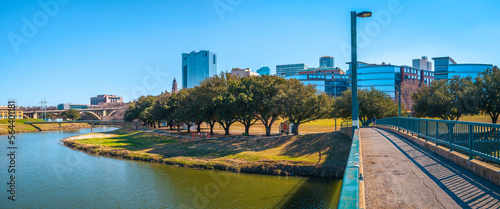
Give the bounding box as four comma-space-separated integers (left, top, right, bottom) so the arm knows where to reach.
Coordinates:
1, 0, 500, 106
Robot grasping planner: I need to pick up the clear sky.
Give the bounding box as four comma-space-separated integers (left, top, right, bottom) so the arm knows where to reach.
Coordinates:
1, 0, 500, 107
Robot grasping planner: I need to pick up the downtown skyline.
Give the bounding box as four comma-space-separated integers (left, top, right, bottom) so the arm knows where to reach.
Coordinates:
1, 0, 500, 106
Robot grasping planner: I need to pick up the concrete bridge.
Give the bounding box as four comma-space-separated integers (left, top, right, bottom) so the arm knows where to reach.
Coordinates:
23, 108, 121, 120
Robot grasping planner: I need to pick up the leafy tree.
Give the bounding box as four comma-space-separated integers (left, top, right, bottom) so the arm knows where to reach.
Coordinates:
233, 75, 260, 135
413, 76, 478, 121
334, 88, 399, 126
254, 75, 286, 136
185, 88, 206, 133
475, 67, 500, 123
168, 89, 196, 132
124, 95, 156, 126
196, 81, 217, 134
61, 109, 81, 120
150, 92, 171, 128
213, 73, 239, 135
281, 79, 331, 135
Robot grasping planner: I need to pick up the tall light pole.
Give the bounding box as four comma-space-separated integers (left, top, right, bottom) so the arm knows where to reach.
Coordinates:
351, 11, 372, 132
398, 82, 402, 117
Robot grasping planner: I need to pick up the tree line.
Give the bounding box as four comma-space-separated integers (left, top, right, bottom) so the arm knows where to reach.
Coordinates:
124, 74, 334, 135
413, 67, 500, 123
124, 73, 403, 135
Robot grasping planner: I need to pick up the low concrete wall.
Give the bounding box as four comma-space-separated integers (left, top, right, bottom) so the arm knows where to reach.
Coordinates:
377, 126, 500, 187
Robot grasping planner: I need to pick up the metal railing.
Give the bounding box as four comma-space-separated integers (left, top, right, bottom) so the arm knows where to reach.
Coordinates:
338, 123, 362, 209
376, 117, 500, 164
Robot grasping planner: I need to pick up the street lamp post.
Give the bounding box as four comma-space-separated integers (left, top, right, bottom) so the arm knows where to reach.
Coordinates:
351, 11, 372, 132
398, 82, 402, 117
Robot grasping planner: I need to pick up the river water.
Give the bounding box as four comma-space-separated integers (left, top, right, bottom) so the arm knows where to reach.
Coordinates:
0, 127, 342, 208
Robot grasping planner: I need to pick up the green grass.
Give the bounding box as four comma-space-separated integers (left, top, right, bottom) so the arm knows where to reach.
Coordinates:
76, 131, 176, 149
0, 119, 42, 134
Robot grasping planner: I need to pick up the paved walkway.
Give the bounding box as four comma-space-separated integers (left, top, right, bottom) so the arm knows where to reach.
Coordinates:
361, 128, 500, 209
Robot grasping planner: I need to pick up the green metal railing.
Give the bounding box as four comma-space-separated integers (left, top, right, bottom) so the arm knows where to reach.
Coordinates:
377, 117, 500, 164
338, 122, 362, 209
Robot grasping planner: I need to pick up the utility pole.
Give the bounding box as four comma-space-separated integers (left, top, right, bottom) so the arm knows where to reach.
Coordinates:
40, 98, 47, 121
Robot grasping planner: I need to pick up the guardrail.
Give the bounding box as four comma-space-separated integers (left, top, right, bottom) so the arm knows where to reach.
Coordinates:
376, 117, 500, 164
338, 123, 363, 209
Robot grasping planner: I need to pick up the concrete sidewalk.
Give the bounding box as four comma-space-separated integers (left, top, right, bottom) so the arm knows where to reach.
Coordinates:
361, 128, 500, 209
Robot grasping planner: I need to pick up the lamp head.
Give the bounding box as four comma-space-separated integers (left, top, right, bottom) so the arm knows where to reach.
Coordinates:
357, 11, 372, 18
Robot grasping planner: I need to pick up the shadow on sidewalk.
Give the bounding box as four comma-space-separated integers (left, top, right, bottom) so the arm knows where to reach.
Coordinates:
374, 128, 500, 209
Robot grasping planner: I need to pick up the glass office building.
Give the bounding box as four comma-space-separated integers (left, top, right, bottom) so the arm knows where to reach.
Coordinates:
350, 62, 434, 98
276, 63, 307, 77
433, 57, 493, 80
357, 65, 401, 98
182, 50, 217, 88
319, 56, 335, 68
285, 69, 349, 97
257, 67, 270, 75
57, 103, 89, 110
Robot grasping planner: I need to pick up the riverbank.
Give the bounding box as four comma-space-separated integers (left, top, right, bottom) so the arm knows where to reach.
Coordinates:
0, 119, 92, 135
63, 126, 352, 178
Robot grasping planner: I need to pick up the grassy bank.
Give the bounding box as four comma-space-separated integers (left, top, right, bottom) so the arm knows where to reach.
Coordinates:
0, 119, 92, 135
63, 126, 352, 177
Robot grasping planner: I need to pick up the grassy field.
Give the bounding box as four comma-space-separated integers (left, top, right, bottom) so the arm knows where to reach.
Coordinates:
459, 115, 496, 124
0, 119, 92, 135
64, 126, 352, 177
158, 118, 342, 136
0, 119, 41, 134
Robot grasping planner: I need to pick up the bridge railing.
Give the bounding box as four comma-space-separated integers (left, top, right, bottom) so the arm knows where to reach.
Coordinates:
376, 117, 500, 164
338, 123, 362, 209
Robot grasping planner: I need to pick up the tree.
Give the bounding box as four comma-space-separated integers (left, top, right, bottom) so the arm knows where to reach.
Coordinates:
475, 67, 500, 123
61, 109, 81, 120
334, 88, 399, 126
396, 79, 421, 114
196, 77, 222, 135
254, 75, 286, 136
413, 76, 478, 121
233, 75, 260, 135
124, 95, 156, 126
281, 79, 331, 135
213, 73, 240, 135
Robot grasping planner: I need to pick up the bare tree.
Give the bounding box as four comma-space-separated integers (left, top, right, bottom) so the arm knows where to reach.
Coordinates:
396, 79, 421, 114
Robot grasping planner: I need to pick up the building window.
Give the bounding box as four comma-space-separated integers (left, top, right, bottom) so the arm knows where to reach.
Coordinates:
213, 55, 216, 64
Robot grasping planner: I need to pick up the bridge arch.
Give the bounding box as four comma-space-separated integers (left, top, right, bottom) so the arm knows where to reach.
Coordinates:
107, 110, 117, 117
80, 111, 101, 120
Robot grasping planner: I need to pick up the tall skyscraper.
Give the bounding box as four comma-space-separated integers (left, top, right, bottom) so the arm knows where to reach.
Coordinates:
171, 78, 178, 93
319, 56, 335, 68
182, 50, 217, 88
412, 56, 432, 71
257, 67, 270, 75
276, 63, 307, 77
